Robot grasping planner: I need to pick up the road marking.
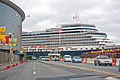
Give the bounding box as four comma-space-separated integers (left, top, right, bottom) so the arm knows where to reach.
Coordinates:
33, 67, 35, 69
33, 71, 36, 75
105, 77, 119, 80
45, 61, 120, 78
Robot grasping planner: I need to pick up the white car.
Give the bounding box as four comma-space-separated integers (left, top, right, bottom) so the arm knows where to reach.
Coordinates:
64, 55, 72, 62
94, 55, 112, 66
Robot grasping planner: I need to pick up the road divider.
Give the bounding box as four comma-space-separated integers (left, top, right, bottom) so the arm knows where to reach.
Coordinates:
5, 60, 28, 70
7, 65, 11, 69
12, 64, 15, 67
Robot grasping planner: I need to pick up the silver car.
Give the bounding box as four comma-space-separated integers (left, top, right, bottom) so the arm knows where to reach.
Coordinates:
94, 55, 112, 66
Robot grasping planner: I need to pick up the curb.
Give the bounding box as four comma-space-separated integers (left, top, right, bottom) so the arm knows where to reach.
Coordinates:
0, 60, 28, 72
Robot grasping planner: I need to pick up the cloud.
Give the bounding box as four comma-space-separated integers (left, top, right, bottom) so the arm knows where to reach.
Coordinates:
11, 0, 120, 43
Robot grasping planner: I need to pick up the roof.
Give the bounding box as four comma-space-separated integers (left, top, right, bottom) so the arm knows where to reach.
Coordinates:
0, 0, 25, 21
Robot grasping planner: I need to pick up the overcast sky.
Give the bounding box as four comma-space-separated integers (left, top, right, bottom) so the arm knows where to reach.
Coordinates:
11, 0, 120, 43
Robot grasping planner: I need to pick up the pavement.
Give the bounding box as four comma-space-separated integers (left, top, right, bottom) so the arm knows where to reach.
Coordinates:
0, 60, 120, 80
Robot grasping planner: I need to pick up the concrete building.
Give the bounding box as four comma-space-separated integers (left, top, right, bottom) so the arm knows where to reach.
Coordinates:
0, 0, 25, 64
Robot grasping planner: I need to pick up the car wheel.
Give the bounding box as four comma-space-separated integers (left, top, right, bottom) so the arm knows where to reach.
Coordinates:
105, 64, 107, 66
95, 64, 97, 66
98, 63, 101, 66
110, 64, 112, 66
94, 63, 97, 66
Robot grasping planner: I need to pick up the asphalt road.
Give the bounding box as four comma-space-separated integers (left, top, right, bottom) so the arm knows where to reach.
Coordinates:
0, 60, 120, 80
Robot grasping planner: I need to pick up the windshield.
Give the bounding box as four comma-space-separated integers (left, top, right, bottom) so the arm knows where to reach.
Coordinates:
101, 56, 109, 59
65, 56, 71, 58
73, 57, 81, 59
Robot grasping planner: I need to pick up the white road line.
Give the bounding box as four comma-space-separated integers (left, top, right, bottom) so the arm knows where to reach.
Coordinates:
33, 71, 36, 75
105, 77, 119, 80
33, 67, 35, 70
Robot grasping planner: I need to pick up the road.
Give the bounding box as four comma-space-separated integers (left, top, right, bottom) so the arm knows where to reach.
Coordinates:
0, 60, 120, 80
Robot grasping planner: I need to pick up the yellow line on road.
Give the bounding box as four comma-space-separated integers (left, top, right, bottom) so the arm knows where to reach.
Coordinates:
45, 61, 120, 78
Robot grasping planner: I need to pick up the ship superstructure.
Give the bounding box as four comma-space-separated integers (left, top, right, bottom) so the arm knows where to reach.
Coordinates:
22, 23, 115, 53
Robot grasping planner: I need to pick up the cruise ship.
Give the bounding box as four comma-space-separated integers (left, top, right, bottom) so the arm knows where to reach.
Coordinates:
22, 23, 116, 57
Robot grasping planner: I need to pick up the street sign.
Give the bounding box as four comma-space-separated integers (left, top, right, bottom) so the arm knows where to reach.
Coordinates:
13, 38, 17, 43
21, 47, 24, 51
13, 43, 16, 46
0, 27, 6, 39
10, 48, 14, 52
8, 43, 12, 46
9, 38, 12, 43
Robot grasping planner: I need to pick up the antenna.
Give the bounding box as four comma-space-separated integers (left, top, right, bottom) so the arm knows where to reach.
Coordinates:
73, 11, 81, 23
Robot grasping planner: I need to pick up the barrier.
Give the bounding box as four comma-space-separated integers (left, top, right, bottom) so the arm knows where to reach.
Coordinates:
7, 65, 11, 69
82, 58, 84, 63
12, 64, 15, 67
16, 63, 19, 66
85, 58, 86, 63
112, 58, 116, 66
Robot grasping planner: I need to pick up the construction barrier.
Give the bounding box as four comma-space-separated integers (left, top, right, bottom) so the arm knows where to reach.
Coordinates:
85, 58, 87, 63
82, 58, 84, 63
7, 65, 11, 69
12, 64, 15, 67
5, 60, 28, 70
16, 63, 19, 66
112, 58, 116, 66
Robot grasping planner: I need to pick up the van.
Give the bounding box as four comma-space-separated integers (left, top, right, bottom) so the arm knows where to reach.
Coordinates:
64, 55, 72, 62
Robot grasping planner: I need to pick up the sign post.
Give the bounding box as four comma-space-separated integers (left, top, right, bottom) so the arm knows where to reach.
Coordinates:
8, 34, 17, 63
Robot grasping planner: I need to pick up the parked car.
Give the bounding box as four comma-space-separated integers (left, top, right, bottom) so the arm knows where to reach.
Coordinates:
44, 57, 50, 61
39, 56, 50, 61
32, 56, 37, 60
52, 57, 60, 61
64, 55, 72, 62
94, 55, 112, 66
72, 56, 82, 63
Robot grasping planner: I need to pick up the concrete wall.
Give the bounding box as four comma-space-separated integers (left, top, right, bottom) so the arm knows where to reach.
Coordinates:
0, 50, 9, 64
0, 50, 18, 64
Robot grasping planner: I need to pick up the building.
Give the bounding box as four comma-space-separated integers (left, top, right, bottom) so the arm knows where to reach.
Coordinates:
22, 23, 116, 57
0, 0, 25, 50
0, 0, 25, 63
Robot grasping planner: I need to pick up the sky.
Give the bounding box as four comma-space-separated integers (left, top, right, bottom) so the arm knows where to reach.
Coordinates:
11, 0, 120, 43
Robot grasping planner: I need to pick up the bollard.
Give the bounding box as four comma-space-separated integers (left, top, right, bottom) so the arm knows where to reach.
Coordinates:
7, 65, 11, 69
16, 63, 19, 66
12, 64, 15, 67
112, 58, 116, 66
85, 58, 87, 63
20, 62, 23, 64
82, 58, 84, 63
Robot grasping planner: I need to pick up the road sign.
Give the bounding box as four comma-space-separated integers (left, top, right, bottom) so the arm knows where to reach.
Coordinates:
13, 43, 16, 46
10, 48, 14, 52
9, 38, 12, 43
0, 27, 6, 39
21, 47, 24, 51
8, 43, 12, 46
